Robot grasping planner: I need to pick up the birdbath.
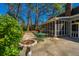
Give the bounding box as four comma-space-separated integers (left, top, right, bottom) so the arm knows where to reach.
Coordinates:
19, 39, 37, 56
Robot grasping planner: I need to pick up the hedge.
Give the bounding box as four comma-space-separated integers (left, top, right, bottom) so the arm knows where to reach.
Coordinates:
0, 15, 22, 56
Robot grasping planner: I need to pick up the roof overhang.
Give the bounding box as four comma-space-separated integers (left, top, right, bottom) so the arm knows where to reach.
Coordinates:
47, 14, 79, 23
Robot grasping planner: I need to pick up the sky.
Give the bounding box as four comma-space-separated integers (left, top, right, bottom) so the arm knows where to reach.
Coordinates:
0, 3, 8, 15
0, 3, 79, 25
0, 3, 79, 15
72, 3, 79, 8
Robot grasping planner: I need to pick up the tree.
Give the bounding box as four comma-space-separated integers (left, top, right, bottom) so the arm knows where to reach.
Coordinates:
8, 3, 21, 20
7, 3, 64, 32
8, 3, 26, 31
27, 3, 63, 31
27, 9, 32, 31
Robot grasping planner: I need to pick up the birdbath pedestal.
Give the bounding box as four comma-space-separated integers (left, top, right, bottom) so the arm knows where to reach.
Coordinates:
19, 39, 37, 56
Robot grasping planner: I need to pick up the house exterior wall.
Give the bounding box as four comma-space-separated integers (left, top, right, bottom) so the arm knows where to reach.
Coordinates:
42, 14, 79, 39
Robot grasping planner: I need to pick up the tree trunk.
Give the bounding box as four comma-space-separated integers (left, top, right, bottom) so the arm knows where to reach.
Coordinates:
16, 3, 21, 18
35, 3, 39, 31
27, 9, 32, 31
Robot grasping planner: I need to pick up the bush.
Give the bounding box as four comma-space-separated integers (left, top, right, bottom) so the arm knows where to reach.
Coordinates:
0, 15, 22, 56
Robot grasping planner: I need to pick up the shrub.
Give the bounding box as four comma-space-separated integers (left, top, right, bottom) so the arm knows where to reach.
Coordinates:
0, 15, 22, 56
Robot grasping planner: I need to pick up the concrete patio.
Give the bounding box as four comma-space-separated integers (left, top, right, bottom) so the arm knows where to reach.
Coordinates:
20, 32, 79, 56
32, 37, 79, 56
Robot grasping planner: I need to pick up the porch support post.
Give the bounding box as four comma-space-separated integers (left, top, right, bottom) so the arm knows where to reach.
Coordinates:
59, 21, 60, 36
53, 19, 60, 40
55, 20, 57, 37
48, 23, 49, 36
70, 21, 72, 37
52, 22, 53, 36
64, 21, 65, 36
60, 21, 62, 36
57, 20, 59, 36
78, 24, 79, 38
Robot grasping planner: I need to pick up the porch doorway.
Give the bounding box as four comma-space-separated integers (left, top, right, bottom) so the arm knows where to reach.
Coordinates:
71, 24, 79, 38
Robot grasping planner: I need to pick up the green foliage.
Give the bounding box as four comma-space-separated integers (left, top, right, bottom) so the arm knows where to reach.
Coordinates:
0, 15, 22, 56
33, 32, 47, 41
53, 4, 62, 10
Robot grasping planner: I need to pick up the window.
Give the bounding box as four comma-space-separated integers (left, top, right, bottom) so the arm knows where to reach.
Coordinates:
72, 24, 78, 31
76, 33, 78, 37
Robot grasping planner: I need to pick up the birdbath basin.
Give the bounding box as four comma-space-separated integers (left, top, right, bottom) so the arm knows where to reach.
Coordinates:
19, 39, 37, 56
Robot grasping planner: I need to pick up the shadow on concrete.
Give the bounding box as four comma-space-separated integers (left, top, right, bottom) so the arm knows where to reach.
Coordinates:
59, 37, 79, 43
